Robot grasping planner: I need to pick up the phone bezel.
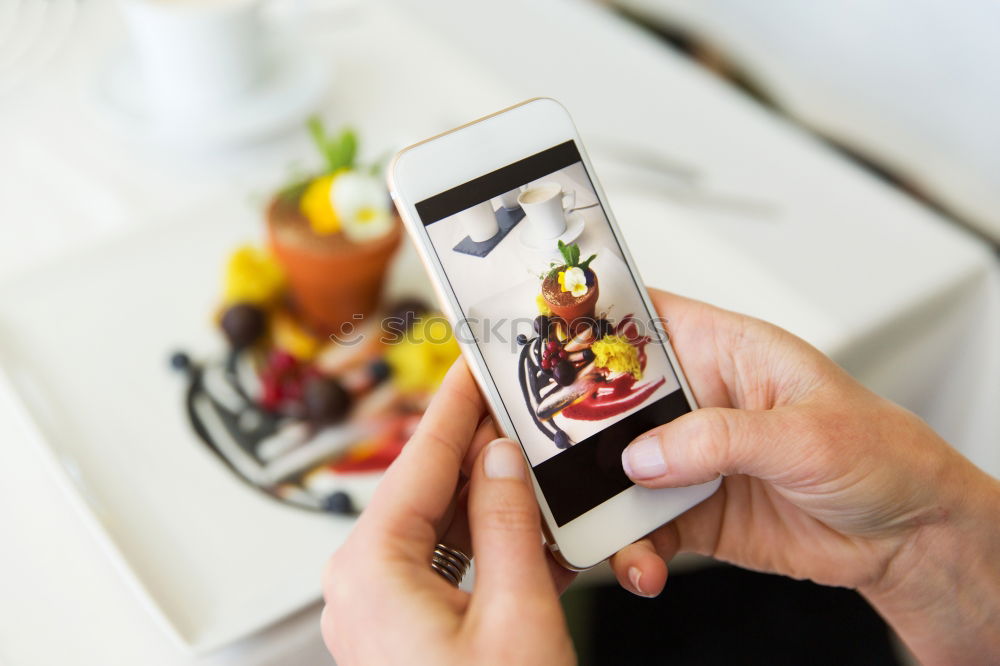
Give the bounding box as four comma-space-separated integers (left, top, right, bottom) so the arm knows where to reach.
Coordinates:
388, 98, 720, 570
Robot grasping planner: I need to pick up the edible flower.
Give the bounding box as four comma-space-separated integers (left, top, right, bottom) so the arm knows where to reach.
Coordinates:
290, 119, 394, 241
558, 266, 589, 297
223, 245, 284, 305
331, 171, 394, 242
591, 335, 642, 379
300, 172, 343, 234
385, 318, 459, 393
536, 294, 553, 316
271, 310, 321, 360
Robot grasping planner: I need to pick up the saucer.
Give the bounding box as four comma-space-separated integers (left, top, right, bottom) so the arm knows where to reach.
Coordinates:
94, 43, 330, 149
518, 211, 585, 251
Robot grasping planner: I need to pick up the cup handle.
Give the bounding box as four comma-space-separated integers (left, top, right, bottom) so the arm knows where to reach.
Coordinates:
562, 189, 576, 211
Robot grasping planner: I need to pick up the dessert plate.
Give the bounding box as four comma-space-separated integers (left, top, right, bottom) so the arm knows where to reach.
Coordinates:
519, 211, 585, 251
0, 200, 430, 653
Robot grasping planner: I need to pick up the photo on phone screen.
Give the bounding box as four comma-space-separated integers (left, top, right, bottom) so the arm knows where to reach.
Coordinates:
415, 141, 692, 526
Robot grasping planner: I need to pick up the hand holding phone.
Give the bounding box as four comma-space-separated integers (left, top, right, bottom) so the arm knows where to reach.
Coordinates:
388, 98, 719, 569
323, 291, 1000, 666
329, 125, 1000, 660
322, 361, 577, 665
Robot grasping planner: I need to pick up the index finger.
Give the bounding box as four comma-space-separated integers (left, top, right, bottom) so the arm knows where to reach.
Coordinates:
360, 358, 487, 560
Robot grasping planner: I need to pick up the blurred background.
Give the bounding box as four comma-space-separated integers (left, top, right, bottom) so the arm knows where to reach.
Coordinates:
1, 0, 997, 664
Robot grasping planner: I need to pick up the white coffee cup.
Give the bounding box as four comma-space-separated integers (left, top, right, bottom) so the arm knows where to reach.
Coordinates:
120, 0, 266, 123
518, 182, 576, 240
458, 201, 500, 243
492, 188, 522, 210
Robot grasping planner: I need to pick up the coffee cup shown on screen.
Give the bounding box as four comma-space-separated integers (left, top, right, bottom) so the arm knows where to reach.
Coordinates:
518, 182, 575, 240
458, 201, 500, 243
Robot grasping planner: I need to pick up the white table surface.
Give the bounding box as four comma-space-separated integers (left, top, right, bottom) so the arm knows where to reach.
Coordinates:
613, 0, 1000, 244
1, 0, 997, 663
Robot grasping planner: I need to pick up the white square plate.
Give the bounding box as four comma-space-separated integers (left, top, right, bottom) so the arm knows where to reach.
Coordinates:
0, 200, 428, 653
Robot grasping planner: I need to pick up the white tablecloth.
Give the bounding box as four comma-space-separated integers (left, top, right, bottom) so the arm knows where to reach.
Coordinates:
614, 0, 1000, 242
0, 0, 997, 663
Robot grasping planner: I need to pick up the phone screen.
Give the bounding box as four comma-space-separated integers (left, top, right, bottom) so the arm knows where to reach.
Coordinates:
416, 141, 691, 526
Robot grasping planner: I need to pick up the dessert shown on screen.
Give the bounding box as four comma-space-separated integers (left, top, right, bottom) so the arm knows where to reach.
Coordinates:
540, 240, 599, 331
517, 242, 665, 450
420, 144, 687, 524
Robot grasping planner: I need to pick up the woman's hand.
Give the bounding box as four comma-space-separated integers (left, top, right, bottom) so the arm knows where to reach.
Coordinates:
321, 361, 575, 666
611, 289, 1000, 664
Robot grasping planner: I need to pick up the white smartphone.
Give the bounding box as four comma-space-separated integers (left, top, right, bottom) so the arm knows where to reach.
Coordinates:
388, 98, 720, 570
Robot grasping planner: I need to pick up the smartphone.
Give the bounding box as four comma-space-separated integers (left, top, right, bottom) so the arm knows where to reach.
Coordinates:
388, 98, 720, 570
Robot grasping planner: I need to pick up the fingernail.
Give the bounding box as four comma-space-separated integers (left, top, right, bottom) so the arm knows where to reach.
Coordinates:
622, 435, 667, 479
628, 566, 644, 596
484, 439, 527, 480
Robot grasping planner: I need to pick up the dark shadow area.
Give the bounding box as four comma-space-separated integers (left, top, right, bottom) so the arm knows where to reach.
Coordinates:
563, 564, 901, 666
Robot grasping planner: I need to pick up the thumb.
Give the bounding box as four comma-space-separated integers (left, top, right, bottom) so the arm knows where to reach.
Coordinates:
621, 407, 809, 487
467, 438, 556, 603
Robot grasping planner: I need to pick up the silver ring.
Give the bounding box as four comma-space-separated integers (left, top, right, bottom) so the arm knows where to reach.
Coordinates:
431, 543, 471, 586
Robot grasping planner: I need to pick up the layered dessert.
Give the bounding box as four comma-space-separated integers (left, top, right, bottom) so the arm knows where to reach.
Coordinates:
266, 120, 402, 335
540, 240, 599, 332
267, 197, 401, 336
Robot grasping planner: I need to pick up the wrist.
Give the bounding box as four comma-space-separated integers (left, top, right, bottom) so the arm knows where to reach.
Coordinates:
861, 464, 1000, 664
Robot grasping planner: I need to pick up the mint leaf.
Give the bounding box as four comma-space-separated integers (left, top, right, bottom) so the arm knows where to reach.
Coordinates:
307, 116, 329, 166
558, 240, 583, 267
579, 254, 597, 271
307, 115, 325, 146
558, 240, 572, 266
333, 128, 358, 171
307, 119, 359, 172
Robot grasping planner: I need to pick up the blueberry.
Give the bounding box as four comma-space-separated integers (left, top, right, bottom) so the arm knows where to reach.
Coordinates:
385, 298, 429, 336
389, 297, 429, 319
554, 359, 576, 386
533, 315, 551, 336
554, 432, 570, 449
516, 333, 528, 346
170, 351, 191, 372
368, 358, 391, 383
322, 491, 354, 515
593, 318, 614, 339
582, 348, 595, 363
221, 303, 266, 349
304, 377, 352, 424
